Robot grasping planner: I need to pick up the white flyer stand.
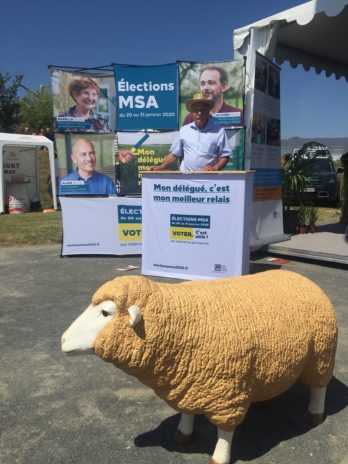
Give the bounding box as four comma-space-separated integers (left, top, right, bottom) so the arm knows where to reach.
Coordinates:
60, 197, 142, 255
141, 171, 254, 280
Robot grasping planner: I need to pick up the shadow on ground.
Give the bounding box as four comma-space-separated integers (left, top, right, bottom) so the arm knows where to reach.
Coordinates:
134, 377, 348, 463
316, 223, 346, 233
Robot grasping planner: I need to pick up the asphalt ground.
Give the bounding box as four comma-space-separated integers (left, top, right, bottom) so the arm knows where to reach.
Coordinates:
0, 245, 347, 464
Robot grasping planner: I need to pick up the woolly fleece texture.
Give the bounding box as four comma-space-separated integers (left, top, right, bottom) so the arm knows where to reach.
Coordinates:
92, 270, 337, 432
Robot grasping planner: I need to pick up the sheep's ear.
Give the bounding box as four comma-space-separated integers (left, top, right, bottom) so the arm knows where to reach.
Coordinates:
128, 305, 143, 327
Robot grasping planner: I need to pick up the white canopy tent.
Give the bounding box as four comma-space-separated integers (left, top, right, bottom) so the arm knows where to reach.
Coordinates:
0, 133, 57, 213
233, 0, 348, 162
234, 0, 348, 79
232, 0, 348, 247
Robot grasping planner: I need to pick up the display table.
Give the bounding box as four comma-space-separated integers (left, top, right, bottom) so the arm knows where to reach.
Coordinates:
60, 196, 142, 256
141, 171, 254, 280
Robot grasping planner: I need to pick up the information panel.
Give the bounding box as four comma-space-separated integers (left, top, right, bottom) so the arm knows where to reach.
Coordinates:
249, 52, 284, 244
60, 197, 142, 255
141, 171, 254, 280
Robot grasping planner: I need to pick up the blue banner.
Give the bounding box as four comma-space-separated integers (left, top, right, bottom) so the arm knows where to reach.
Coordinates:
114, 64, 178, 131
118, 205, 142, 223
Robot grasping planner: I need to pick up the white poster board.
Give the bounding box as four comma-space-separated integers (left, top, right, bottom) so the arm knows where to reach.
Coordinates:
60, 197, 142, 255
141, 171, 254, 280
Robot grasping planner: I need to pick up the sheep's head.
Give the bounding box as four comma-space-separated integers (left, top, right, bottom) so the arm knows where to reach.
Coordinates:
61, 276, 149, 355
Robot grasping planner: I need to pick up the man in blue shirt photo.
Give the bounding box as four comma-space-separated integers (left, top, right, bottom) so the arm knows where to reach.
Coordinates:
59, 138, 116, 195
150, 93, 231, 172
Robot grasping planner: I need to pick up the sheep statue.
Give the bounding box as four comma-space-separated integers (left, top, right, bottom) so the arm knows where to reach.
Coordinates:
61, 269, 337, 464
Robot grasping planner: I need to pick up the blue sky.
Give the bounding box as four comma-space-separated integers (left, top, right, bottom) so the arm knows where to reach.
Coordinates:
1, 0, 347, 138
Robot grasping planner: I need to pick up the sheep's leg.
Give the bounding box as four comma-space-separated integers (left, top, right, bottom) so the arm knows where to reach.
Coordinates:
304, 386, 326, 426
173, 413, 194, 445
209, 428, 234, 464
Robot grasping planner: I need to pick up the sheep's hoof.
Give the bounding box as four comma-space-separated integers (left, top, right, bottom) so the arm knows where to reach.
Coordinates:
209, 459, 227, 464
304, 411, 325, 427
173, 429, 193, 445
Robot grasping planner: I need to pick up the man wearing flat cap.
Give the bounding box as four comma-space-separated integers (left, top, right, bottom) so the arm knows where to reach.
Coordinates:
150, 93, 231, 172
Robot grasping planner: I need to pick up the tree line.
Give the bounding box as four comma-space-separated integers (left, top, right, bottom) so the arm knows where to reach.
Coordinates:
0, 71, 54, 134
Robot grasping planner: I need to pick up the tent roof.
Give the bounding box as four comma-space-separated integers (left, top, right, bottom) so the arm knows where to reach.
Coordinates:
233, 0, 348, 81
0, 133, 53, 146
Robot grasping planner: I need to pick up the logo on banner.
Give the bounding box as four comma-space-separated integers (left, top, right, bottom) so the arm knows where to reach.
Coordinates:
60, 180, 88, 194
119, 223, 142, 241
214, 264, 227, 273
118, 205, 142, 243
3, 153, 20, 175
170, 214, 210, 243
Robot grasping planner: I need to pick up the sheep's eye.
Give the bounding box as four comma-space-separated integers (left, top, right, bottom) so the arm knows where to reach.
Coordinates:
101, 310, 109, 317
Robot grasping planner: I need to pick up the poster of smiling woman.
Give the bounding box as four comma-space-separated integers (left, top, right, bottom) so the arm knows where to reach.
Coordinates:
179, 60, 244, 127
51, 69, 115, 133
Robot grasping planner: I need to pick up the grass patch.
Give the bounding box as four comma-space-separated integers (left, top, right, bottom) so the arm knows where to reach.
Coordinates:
0, 211, 62, 246
0, 206, 341, 248
38, 148, 54, 210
